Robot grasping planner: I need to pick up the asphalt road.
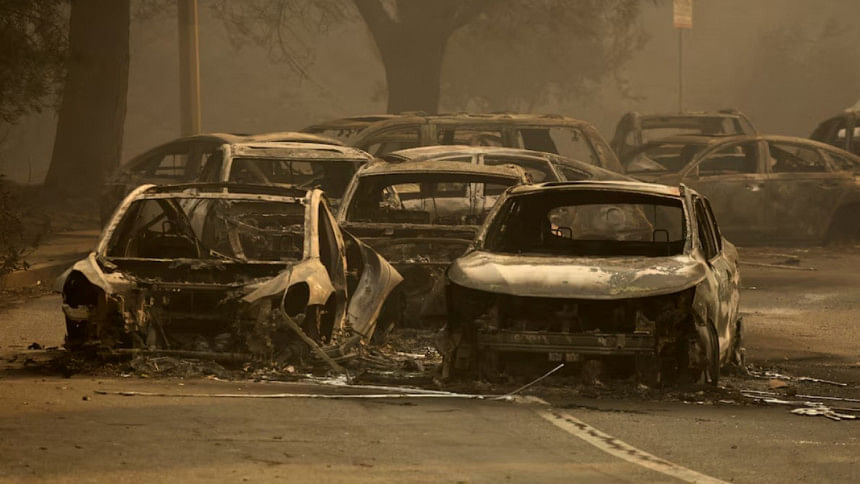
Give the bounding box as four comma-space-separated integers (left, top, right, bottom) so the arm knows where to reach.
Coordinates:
0, 247, 857, 483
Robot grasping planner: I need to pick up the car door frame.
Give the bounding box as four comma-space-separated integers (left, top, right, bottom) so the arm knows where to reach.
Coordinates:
761, 138, 852, 243
312, 194, 349, 330
690, 194, 734, 361
677, 138, 770, 244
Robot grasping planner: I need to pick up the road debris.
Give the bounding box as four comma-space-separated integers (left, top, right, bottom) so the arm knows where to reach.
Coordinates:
740, 390, 860, 421
749, 369, 848, 387
493, 363, 565, 401
739, 261, 816, 271
741, 389, 860, 403
768, 379, 790, 390
790, 406, 857, 421
93, 389, 499, 400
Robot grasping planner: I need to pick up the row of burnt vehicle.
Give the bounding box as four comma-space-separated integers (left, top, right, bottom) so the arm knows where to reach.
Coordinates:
58, 111, 858, 385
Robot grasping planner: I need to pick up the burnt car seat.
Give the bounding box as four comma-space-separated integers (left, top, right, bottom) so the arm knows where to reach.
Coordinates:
135, 227, 200, 259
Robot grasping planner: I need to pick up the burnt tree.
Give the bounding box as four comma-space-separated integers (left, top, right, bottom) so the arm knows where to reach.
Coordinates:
214, 0, 647, 115
45, 0, 130, 197
352, 0, 488, 114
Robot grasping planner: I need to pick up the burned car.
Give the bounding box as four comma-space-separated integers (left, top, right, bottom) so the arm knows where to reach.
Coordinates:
57, 183, 402, 363
101, 132, 344, 224
195, 142, 373, 206
441, 181, 742, 385
810, 109, 859, 156
337, 161, 530, 323
621, 135, 860, 245
610, 110, 756, 160
383, 145, 629, 183
303, 112, 623, 172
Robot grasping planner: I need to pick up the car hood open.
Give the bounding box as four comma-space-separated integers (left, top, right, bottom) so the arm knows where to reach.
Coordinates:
447, 251, 706, 300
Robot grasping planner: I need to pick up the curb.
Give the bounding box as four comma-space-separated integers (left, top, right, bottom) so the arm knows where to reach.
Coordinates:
0, 255, 86, 290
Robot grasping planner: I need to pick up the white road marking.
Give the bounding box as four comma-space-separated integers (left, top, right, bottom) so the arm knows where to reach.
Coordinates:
536, 408, 727, 484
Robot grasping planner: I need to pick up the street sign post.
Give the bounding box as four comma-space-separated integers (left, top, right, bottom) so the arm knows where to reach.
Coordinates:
673, 0, 693, 29
673, 0, 692, 113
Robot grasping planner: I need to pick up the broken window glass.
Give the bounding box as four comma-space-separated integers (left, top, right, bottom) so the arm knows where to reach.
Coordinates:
228, 158, 360, 198
438, 127, 505, 147
697, 142, 759, 175
517, 127, 598, 166
484, 156, 557, 182
485, 191, 686, 257
624, 142, 707, 174
767, 142, 828, 173
827, 151, 859, 172
149, 153, 189, 178
364, 127, 421, 155
345, 173, 518, 226
639, 117, 742, 143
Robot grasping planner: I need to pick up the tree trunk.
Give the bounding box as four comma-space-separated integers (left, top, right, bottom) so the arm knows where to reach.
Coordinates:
44, 0, 129, 197
354, 0, 475, 115
378, 32, 446, 114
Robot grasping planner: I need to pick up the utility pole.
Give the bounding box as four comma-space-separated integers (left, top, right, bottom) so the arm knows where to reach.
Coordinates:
678, 29, 684, 114
673, 0, 692, 114
178, 0, 201, 136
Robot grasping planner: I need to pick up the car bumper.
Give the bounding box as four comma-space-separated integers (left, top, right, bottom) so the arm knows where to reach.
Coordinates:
476, 330, 655, 356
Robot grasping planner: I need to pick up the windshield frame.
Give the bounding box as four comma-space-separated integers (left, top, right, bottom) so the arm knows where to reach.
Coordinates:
622, 140, 710, 175
339, 171, 521, 227
99, 190, 311, 264
476, 188, 692, 258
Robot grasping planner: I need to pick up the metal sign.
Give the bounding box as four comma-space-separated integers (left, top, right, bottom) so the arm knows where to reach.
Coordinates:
673, 0, 692, 29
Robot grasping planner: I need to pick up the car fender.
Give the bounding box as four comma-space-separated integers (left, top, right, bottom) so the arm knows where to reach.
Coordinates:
54, 253, 112, 294
242, 259, 335, 307
343, 232, 404, 339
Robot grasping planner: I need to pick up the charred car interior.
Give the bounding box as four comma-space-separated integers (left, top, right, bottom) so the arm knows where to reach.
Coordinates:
338, 161, 529, 322
58, 183, 402, 365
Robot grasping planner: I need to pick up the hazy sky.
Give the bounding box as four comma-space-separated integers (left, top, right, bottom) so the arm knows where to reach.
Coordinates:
2, 0, 858, 183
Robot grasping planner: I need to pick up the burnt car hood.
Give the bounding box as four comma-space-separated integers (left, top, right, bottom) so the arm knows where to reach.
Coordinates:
447, 251, 707, 300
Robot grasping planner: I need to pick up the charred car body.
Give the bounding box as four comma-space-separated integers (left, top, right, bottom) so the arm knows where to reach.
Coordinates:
811, 109, 859, 156
337, 161, 530, 323
194, 142, 373, 206
610, 110, 757, 160
441, 181, 742, 385
101, 132, 344, 223
58, 183, 402, 363
303, 113, 623, 172
383, 145, 629, 184
621, 135, 860, 245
